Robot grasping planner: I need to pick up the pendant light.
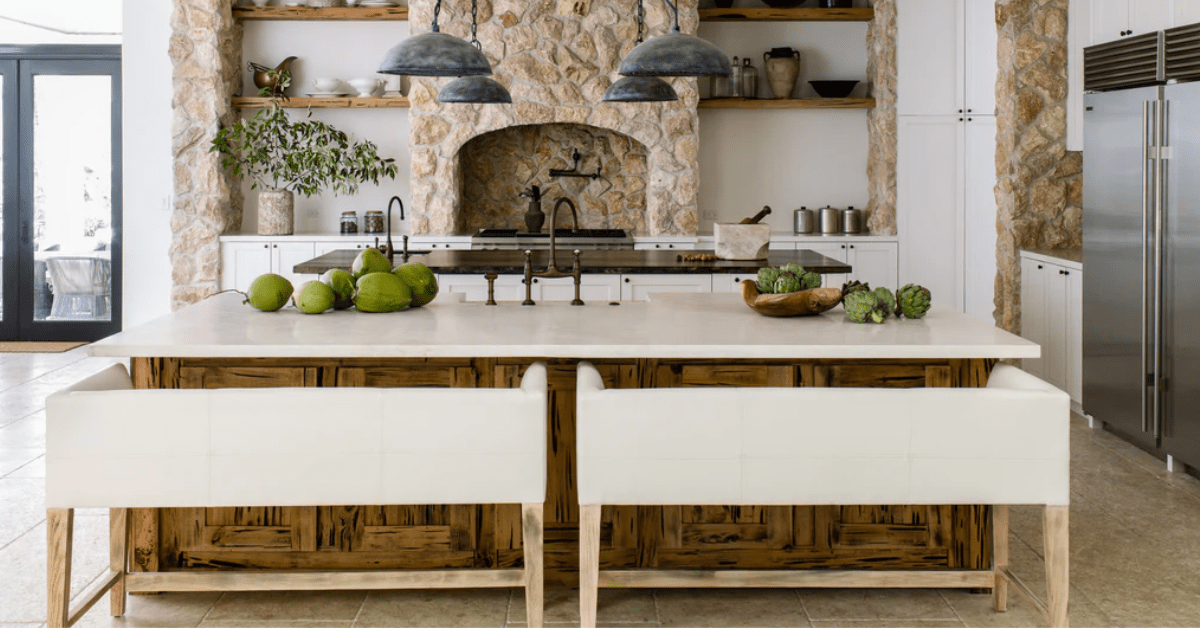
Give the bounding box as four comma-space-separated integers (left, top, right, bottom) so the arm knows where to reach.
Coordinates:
378, 0, 491, 77
436, 0, 512, 104
617, 0, 732, 78
603, 0, 679, 103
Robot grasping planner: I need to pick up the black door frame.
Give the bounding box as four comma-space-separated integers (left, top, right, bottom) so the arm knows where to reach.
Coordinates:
1, 45, 122, 342
1, 60, 17, 341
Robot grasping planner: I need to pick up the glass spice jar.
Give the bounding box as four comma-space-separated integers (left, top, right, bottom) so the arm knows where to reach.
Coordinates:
364, 210, 385, 234
340, 211, 359, 235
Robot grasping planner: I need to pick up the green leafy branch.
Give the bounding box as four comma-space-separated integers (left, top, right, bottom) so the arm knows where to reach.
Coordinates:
210, 106, 398, 198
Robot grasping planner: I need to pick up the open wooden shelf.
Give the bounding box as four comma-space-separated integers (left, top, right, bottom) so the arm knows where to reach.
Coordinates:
232, 96, 411, 109
699, 7, 874, 22
698, 97, 874, 109
232, 6, 408, 20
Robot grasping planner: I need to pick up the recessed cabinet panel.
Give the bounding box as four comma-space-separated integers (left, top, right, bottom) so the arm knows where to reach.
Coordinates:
898, 116, 964, 310
964, 0, 998, 116
273, 242, 317, 287
221, 242, 272, 293
1178, 1, 1200, 26
621, 275, 713, 301
1020, 258, 1049, 379
964, 117, 999, 323
539, 275, 622, 302
1092, 0, 1130, 44
438, 274, 525, 303
897, 0, 964, 115
1130, 0, 1174, 37
847, 243, 899, 291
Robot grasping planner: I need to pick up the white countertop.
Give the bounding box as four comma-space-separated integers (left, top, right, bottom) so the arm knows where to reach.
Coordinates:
90, 293, 1038, 360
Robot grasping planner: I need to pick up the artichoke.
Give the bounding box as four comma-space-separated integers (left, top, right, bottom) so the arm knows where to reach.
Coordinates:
782, 263, 805, 277
841, 280, 871, 303
774, 272, 803, 294
896, 284, 933, 319
872, 287, 896, 317
756, 267, 782, 294
844, 290, 891, 324
800, 270, 822, 290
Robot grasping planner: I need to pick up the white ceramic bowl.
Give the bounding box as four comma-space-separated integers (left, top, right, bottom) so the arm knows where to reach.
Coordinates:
348, 78, 379, 97
311, 78, 342, 93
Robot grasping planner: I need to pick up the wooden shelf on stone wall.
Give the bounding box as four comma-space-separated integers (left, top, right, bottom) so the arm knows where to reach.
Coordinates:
232, 6, 409, 21
698, 7, 874, 22
698, 97, 875, 109
232, 96, 411, 108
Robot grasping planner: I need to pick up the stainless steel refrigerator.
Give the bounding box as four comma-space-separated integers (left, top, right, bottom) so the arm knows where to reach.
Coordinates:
1083, 28, 1200, 471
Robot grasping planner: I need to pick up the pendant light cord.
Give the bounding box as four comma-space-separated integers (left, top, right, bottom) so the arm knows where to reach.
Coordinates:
431, 0, 441, 32
636, 0, 645, 43
470, 0, 482, 50
663, 0, 680, 33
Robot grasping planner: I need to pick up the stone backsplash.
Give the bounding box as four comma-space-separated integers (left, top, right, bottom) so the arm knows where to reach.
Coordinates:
458, 123, 649, 234
407, 0, 700, 237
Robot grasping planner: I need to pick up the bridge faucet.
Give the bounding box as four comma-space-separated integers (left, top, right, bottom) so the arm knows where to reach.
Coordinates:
538, 197, 578, 278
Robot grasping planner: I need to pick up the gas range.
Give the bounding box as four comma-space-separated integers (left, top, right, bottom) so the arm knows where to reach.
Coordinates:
470, 228, 634, 250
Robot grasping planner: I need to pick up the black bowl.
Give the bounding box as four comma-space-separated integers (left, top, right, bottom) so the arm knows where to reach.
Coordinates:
808, 80, 859, 98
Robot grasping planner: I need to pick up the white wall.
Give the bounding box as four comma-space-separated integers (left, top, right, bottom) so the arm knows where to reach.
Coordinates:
696, 21, 871, 234
121, 0, 173, 326
240, 21, 412, 236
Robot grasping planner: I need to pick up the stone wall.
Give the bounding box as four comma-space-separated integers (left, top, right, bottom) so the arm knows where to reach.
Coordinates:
865, 0, 897, 236
995, 0, 1082, 331
407, 0, 700, 236
169, 0, 243, 309
458, 123, 649, 234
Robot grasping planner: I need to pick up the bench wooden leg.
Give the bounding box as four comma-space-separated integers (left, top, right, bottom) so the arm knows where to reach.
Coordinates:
993, 504, 1009, 612
110, 508, 129, 617
579, 504, 601, 628
47, 508, 74, 628
1044, 505, 1069, 628
522, 503, 544, 628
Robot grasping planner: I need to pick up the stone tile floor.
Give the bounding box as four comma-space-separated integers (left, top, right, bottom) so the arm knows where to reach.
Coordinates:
3, 349, 1200, 627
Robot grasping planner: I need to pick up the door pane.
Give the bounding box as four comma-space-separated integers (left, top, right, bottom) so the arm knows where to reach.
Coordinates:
1, 73, 5, 324
32, 75, 112, 322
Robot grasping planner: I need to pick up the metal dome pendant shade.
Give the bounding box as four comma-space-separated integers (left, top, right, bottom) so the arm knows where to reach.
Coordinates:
617, 0, 731, 78
602, 76, 678, 102
439, 76, 513, 103
378, 31, 493, 77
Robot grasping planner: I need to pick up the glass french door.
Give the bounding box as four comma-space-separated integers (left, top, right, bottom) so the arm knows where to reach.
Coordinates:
0, 48, 122, 341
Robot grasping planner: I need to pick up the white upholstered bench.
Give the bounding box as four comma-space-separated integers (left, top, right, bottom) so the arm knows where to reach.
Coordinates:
45, 362, 548, 628
576, 362, 1070, 628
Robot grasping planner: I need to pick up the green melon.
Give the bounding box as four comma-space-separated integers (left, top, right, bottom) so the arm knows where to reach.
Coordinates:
352, 247, 392, 279
321, 269, 356, 310
354, 272, 412, 313
245, 274, 294, 312
393, 262, 439, 307
292, 280, 336, 314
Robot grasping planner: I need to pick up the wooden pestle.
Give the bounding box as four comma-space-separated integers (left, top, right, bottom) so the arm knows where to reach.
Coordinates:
740, 206, 772, 224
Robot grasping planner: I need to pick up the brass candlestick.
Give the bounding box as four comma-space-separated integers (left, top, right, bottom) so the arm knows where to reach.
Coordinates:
485, 273, 498, 306
522, 250, 536, 306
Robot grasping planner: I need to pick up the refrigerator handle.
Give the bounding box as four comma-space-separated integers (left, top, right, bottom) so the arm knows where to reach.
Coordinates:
1143, 99, 1153, 435
1154, 98, 1168, 439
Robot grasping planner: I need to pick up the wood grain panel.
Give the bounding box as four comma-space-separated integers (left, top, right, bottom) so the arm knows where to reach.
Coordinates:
179, 366, 309, 389
202, 526, 292, 549
681, 524, 770, 549
360, 526, 451, 552
832, 524, 930, 548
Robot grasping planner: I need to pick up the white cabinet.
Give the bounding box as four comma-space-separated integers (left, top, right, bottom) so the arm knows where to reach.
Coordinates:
1091, 0, 1174, 44
621, 275, 713, 301
315, 240, 370, 256
848, 243, 900, 291
963, 117, 999, 323
1020, 253, 1083, 407
897, 0, 995, 116
898, 117, 965, 311
712, 272, 764, 293
220, 241, 315, 292
634, 241, 697, 251
437, 274, 622, 303
1179, 2, 1200, 25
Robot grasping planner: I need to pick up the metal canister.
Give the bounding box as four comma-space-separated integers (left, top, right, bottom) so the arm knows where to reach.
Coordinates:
820, 206, 842, 235
340, 211, 359, 235
793, 207, 814, 234
842, 207, 862, 234
364, 210, 385, 234
740, 57, 758, 99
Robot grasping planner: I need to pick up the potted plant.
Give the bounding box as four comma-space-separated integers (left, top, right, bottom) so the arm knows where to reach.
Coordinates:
210, 105, 398, 235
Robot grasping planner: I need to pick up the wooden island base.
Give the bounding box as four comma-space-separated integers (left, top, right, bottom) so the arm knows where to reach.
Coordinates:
128, 356, 995, 587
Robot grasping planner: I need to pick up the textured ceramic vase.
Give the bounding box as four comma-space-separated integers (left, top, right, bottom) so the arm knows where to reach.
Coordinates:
764, 48, 801, 100
258, 189, 295, 236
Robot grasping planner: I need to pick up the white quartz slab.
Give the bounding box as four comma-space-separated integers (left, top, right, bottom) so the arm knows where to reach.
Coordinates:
89, 293, 1038, 360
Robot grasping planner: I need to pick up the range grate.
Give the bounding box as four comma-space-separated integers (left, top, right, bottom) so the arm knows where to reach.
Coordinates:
476, 228, 629, 238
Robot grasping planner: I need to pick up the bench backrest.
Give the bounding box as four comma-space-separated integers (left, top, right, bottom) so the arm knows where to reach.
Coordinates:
47, 363, 547, 508
576, 362, 1069, 507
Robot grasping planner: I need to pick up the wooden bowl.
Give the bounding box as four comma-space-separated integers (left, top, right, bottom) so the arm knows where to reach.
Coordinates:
740, 280, 843, 317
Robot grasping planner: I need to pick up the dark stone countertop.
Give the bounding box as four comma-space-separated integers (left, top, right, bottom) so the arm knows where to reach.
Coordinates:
294, 249, 852, 275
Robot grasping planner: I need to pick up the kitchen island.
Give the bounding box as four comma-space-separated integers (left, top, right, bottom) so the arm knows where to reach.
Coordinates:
90, 293, 1037, 586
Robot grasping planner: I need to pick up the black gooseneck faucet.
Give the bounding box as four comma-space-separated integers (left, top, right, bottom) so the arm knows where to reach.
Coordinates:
385, 196, 406, 263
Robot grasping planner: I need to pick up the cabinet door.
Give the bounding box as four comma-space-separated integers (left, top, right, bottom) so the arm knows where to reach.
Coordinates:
964, 117, 998, 323
1020, 258, 1049, 379
847, 243, 899, 291
898, 116, 964, 310
1178, 1, 1200, 27
438, 274, 526, 302
621, 274, 713, 301
1046, 265, 1071, 392
768, 241, 797, 251
713, 272, 763, 293
221, 242, 272, 292
964, 0, 998, 116
1130, 0, 1174, 36
272, 242, 317, 286
634, 241, 694, 251
315, 241, 368, 257
538, 275, 622, 302
800, 243, 849, 287
1067, 266, 1084, 404
1091, 0, 1129, 44
897, 0, 964, 115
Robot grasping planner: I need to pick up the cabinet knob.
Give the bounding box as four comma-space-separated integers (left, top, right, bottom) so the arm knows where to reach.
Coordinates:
669, 244, 675, 249
263, 244, 269, 249
625, 278, 631, 283
841, 245, 847, 249
655, 244, 661, 248
850, 245, 855, 249
273, 244, 278, 249
958, 109, 963, 113
967, 117, 973, 122
967, 109, 973, 113
1038, 264, 1043, 269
